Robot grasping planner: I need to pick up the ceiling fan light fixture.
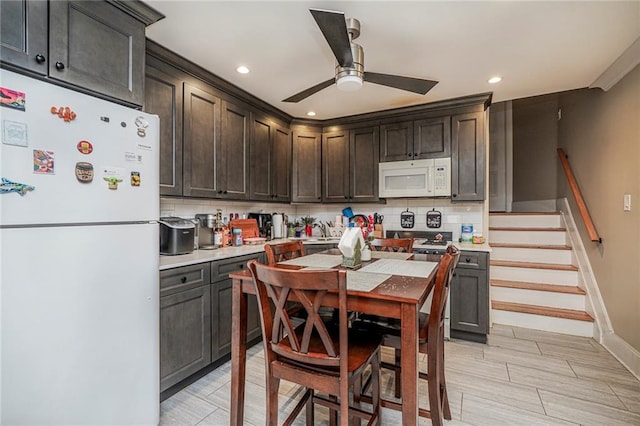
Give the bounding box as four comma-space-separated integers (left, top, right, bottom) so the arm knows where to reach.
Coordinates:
336, 74, 363, 91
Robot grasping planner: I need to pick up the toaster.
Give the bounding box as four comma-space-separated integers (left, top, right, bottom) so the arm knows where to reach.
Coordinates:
159, 217, 196, 255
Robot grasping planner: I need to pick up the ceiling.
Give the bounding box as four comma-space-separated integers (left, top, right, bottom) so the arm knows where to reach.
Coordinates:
145, 1, 640, 120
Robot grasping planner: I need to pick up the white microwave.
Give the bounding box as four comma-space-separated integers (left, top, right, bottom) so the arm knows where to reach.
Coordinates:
378, 158, 451, 198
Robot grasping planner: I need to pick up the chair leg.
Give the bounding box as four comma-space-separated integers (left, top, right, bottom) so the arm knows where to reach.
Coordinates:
439, 341, 451, 420
306, 389, 314, 426
427, 348, 444, 426
394, 348, 401, 398
372, 350, 381, 423
266, 375, 280, 426
352, 375, 362, 426
329, 395, 338, 426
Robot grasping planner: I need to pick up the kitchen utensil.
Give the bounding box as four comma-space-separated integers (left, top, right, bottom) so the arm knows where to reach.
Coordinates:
342, 207, 354, 218
400, 209, 415, 229
426, 209, 442, 228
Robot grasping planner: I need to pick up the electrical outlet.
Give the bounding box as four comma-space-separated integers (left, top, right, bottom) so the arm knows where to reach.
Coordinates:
623, 194, 631, 211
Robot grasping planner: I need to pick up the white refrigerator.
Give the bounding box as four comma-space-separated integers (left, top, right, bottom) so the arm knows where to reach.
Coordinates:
0, 69, 159, 424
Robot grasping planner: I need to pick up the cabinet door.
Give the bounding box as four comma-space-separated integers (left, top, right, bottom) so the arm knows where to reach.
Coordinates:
144, 62, 183, 196
183, 83, 221, 198
160, 285, 211, 392
0, 0, 47, 74
414, 116, 451, 159
249, 113, 273, 201
451, 112, 485, 201
380, 121, 413, 162
292, 130, 322, 203
322, 130, 349, 203
219, 100, 250, 199
272, 124, 292, 202
350, 126, 380, 202
49, 1, 145, 105
450, 267, 489, 337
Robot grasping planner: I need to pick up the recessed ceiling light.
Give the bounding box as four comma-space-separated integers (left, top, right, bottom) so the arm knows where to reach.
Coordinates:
236, 66, 250, 74
488, 76, 502, 84
307, 111, 316, 117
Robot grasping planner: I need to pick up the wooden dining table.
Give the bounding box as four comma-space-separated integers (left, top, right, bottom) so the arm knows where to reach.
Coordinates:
229, 251, 439, 426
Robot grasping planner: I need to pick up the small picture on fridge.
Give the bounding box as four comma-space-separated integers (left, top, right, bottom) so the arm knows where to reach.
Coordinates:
0, 87, 26, 111
33, 149, 55, 174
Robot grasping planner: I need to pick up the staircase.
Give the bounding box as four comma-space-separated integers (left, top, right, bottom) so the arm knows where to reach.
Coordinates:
489, 212, 594, 337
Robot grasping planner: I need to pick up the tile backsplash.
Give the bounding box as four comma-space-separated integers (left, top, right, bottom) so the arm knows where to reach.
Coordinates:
160, 197, 486, 241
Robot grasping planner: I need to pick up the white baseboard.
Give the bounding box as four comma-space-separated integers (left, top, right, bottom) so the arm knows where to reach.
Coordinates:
602, 331, 640, 381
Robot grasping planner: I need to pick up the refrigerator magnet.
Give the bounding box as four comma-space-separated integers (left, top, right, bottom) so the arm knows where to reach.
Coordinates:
75, 162, 94, 183
103, 176, 123, 190
50, 106, 76, 122
33, 149, 55, 174
124, 152, 142, 163
76, 140, 93, 154
1, 177, 35, 196
135, 116, 149, 137
2, 120, 28, 147
100, 116, 110, 123
130, 171, 140, 186
0, 87, 26, 111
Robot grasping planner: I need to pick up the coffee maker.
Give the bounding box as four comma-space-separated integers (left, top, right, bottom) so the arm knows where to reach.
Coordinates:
194, 213, 217, 249
248, 213, 272, 239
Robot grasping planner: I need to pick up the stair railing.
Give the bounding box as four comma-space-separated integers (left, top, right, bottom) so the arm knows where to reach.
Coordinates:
557, 148, 601, 243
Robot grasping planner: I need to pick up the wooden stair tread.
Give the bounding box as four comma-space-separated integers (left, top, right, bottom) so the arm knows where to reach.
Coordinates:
491, 260, 578, 271
489, 226, 566, 232
492, 301, 594, 322
489, 243, 572, 250
491, 280, 586, 295
490, 212, 561, 216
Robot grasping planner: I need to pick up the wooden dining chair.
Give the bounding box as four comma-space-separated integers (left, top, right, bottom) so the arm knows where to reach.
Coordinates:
368, 237, 414, 253
264, 240, 306, 265
354, 246, 460, 426
248, 260, 382, 425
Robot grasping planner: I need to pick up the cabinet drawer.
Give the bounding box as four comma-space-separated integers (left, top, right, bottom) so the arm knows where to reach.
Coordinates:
456, 251, 488, 270
211, 253, 263, 283
160, 263, 211, 296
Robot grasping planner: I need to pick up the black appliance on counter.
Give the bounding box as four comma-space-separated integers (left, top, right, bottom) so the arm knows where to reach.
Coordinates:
248, 213, 272, 239
386, 230, 453, 262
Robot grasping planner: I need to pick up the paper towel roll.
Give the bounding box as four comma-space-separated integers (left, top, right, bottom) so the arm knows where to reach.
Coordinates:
335, 214, 343, 227
272, 214, 284, 238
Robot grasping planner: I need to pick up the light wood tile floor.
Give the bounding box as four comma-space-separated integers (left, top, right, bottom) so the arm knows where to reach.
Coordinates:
160, 325, 640, 425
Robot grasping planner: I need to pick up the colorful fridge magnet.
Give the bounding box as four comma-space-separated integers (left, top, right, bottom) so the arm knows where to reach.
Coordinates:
103, 176, 123, 190
1, 177, 35, 195
2, 120, 28, 147
0, 87, 26, 111
135, 116, 149, 137
100, 116, 110, 123
130, 171, 140, 186
33, 149, 55, 174
50, 106, 77, 122
75, 162, 94, 183
76, 140, 93, 154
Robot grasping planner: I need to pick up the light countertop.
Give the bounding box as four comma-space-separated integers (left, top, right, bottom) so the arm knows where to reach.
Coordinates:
159, 238, 491, 271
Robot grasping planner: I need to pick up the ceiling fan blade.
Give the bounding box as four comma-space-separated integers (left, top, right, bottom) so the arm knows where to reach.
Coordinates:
364, 72, 438, 95
310, 8, 353, 68
282, 78, 335, 103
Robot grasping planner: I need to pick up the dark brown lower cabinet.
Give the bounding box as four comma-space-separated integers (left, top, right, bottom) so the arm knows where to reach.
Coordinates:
160, 284, 211, 392
449, 251, 490, 343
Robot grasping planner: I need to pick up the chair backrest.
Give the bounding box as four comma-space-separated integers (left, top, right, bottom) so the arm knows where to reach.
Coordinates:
428, 246, 460, 338
369, 238, 414, 253
248, 260, 348, 369
264, 240, 306, 265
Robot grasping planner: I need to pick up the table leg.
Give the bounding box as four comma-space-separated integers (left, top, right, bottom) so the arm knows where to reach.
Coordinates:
400, 303, 419, 426
231, 279, 248, 426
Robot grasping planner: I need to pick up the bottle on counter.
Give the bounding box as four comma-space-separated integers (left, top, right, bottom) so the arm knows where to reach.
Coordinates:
213, 220, 223, 248
233, 228, 243, 246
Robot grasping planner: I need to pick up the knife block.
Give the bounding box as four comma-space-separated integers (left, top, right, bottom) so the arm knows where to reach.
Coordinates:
373, 224, 384, 239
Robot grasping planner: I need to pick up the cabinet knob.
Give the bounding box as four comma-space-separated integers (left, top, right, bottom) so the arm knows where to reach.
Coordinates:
407, 153, 412, 157
55, 61, 65, 71
35, 54, 46, 64
181, 276, 187, 283
223, 190, 228, 194
344, 196, 348, 199
274, 194, 278, 198
452, 193, 457, 198
239, 264, 244, 269
465, 257, 471, 263
217, 190, 223, 194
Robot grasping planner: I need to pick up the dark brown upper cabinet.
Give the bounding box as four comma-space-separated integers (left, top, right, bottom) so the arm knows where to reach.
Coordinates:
1, 1, 162, 106
451, 112, 485, 201
218, 100, 250, 200
380, 116, 451, 162
144, 60, 184, 196
182, 83, 221, 198
250, 114, 291, 202
292, 129, 322, 203
322, 126, 379, 203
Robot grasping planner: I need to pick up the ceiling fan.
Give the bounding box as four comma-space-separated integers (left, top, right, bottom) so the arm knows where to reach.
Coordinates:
282, 8, 438, 103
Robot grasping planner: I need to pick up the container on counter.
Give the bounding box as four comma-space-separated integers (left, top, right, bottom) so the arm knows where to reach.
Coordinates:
472, 233, 485, 244
461, 223, 473, 234
233, 228, 243, 246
